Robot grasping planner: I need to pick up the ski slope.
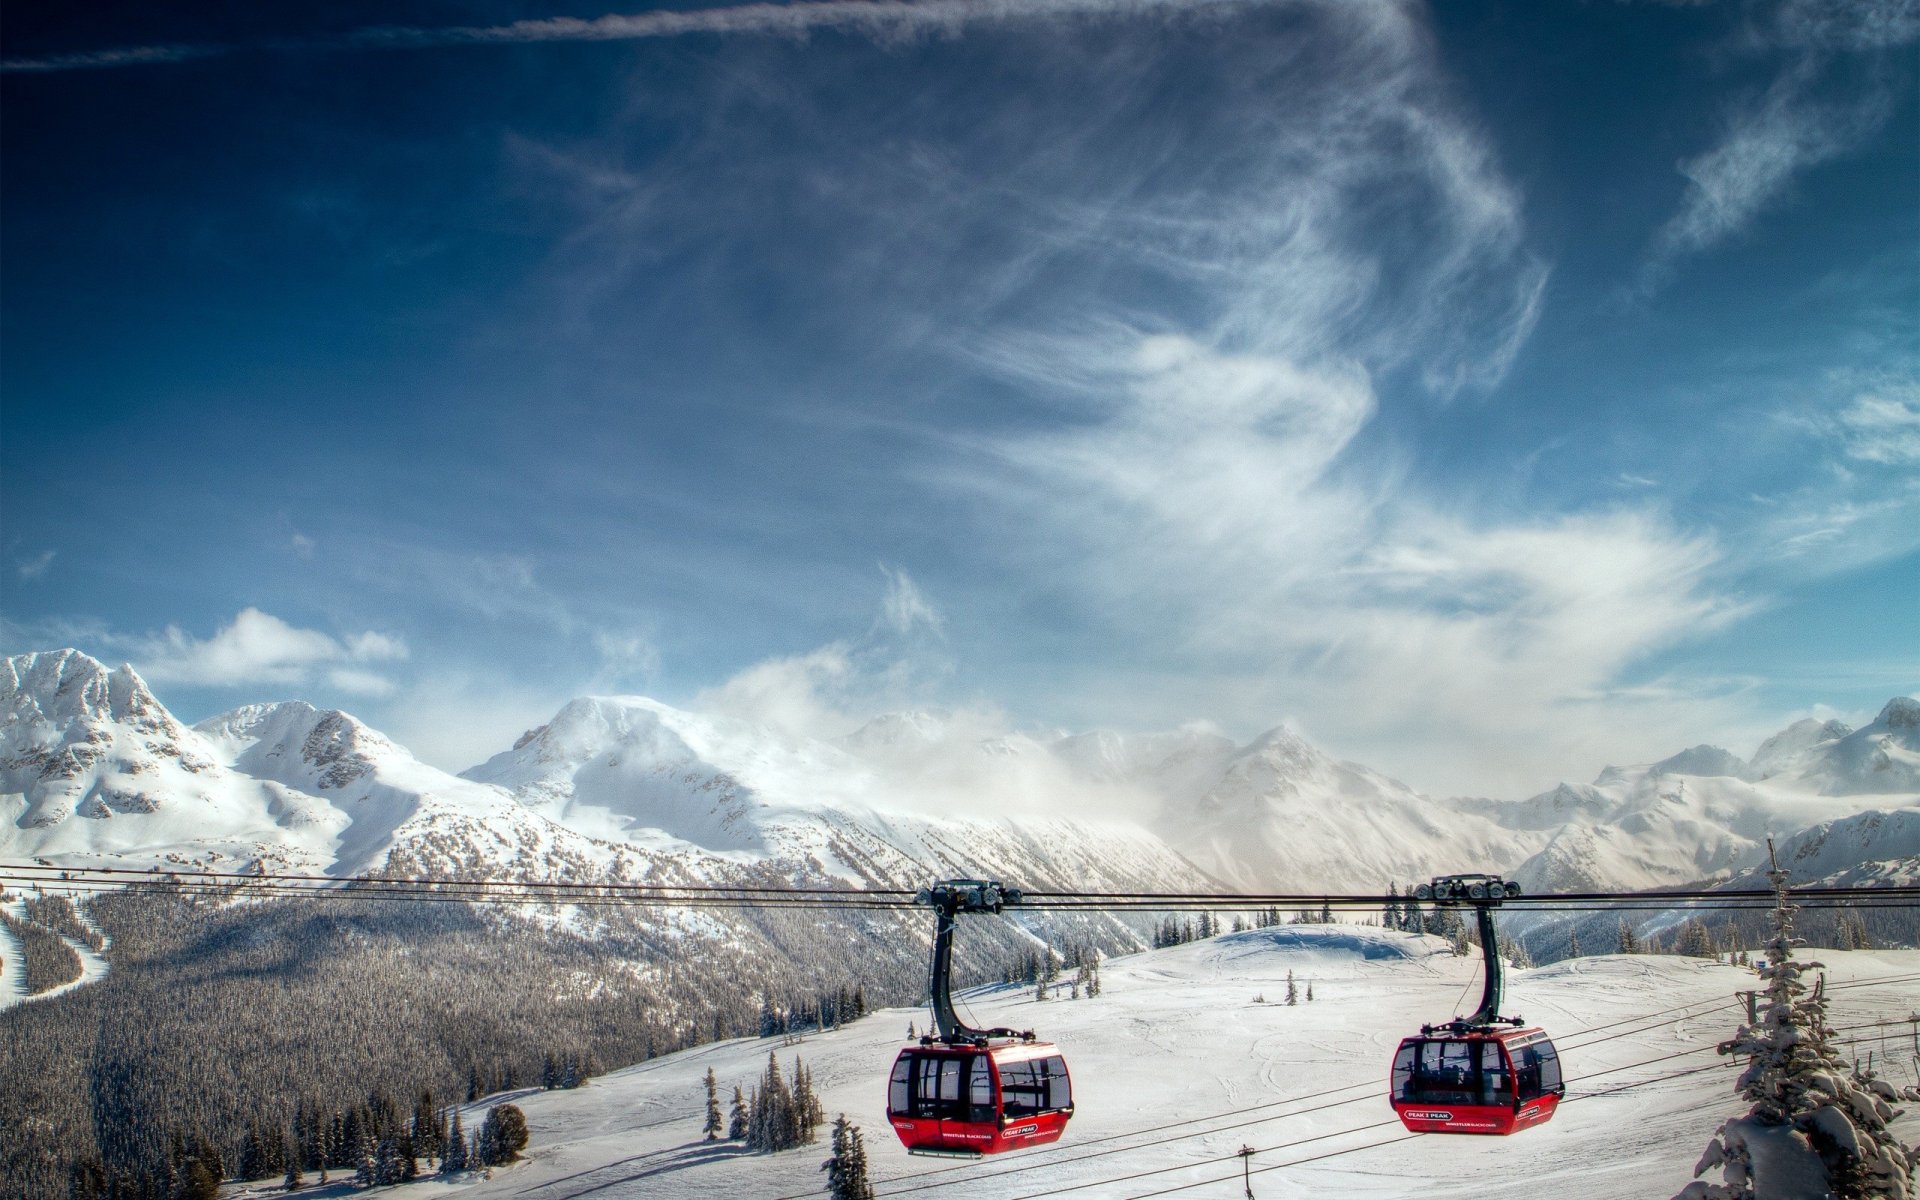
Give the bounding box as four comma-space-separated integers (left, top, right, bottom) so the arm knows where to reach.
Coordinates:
342, 926, 1920, 1199
0, 897, 111, 1011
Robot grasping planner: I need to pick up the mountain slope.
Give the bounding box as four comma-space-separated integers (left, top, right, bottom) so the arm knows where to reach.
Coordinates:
461, 694, 1212, 898
1162, 726, 1547, 891
422, 928, 1920, 1200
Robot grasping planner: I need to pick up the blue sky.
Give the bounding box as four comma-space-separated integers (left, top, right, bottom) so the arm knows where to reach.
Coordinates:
2, 0, 1915, 797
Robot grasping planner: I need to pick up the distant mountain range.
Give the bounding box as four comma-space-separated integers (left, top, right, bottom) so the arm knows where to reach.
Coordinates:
4, 649, 1916, 913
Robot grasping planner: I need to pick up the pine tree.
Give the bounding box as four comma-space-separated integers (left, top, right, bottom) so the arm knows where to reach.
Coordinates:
729, 1087, 749, 1141
1679, 918, 1717, 959
283, 1149, 304, 1193
441, 1110, 469, 1174
794, 1057, 823, 1145
1568, 927, 1582, 958
1675, 842, 1916, 1199
1383, 882, 1401, 931
1402, 892, 1426, 935
479, 1104, 528, 1165
239, 1123, 268, 1181
412, 1089, 440, 1165
1617, 917, 1639, 955
372, 1135, 399, 1185
703, 1069, 723, 1141
1285, 970, 1298, 1006
1306, 980, 1314, 1002
822, 1115, 875, 1200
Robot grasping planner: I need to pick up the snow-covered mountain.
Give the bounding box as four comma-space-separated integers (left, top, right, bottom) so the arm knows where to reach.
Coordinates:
0, 652, 1210, 909
1150, 726, 1547, 892
5, 648, 1915, 917
1, 650, 346, 869
459, 694, 1208, 897
0, 650, 646, 880
1488, 698, 1920, 896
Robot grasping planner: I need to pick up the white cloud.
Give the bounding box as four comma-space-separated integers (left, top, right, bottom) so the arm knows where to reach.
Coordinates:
7, 0, 1282, 73
379, 671, 578, 773
591, 629, 662, 687
1835, 388, 1920, 465
135, 607, 410, 693
1643, 0, 1915, 284
693, 644, 860, 738
344, 630, 409, 661
326, 667, 400, 696
15, 550, 55, 581
879, 566, 943, 637
1648, 66, 1862, 272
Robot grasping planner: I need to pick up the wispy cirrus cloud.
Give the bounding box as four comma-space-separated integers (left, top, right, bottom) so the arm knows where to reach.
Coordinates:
14, 550, 56, 581
1641, 0, 1917, 287
1833, 386, 1920, 466
2, 0, 1270, 73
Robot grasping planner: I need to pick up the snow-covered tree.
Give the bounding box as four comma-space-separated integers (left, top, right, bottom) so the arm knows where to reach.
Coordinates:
1675, 844, 1915, 1200
1678, 918, 1718, 959
728, 1087, 749, 1141
794, 1058, 823, 1146
1285, 970, 1298, 1006
1617, 917, 1639, 955
441, 1109, 468, 1174
479, 1103, 528, 1165
703, 1068, 723, 1141
822, 1114, 875, 1200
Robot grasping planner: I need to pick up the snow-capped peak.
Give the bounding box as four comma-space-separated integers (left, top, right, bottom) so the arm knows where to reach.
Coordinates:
1647, 744, 1748, 781
2, 649, 177, 740
194, 701, 403, 793
1750, 717, 1854, 780
1877, 696, 1920, 730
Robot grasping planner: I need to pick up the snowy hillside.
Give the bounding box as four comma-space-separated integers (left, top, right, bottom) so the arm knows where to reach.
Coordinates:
347, 926, 1920, 1200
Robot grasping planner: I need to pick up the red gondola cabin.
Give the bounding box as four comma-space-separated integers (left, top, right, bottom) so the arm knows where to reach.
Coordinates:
887, 1042, 1074, 1156
1390, 1026, 1563, 1135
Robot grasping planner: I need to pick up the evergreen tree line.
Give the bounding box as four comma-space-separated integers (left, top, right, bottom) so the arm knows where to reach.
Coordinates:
0, 885, 903, 1200
996, 940, 1103, 1001
757, 983, 870, 1038
1554, 903, 1910, 965
21, 893, 110, 951
1151, 912, 1225, 948
719, 1053, 822, 1153
0, 865, 1165, 1200
0, 905, 84, 993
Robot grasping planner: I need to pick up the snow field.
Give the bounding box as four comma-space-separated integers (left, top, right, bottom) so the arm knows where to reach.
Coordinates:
403, 926, 1920, 1200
